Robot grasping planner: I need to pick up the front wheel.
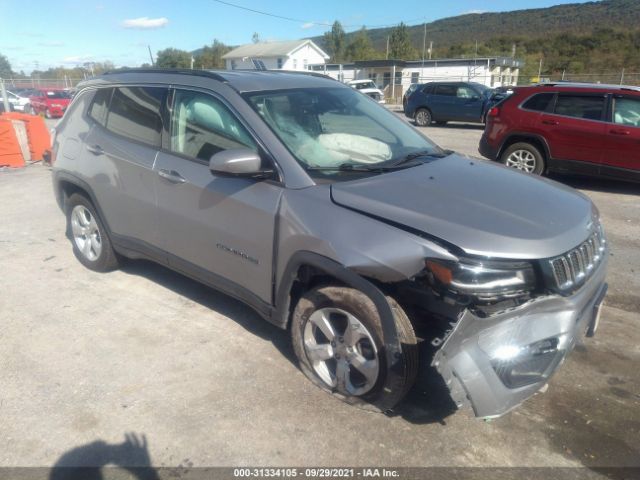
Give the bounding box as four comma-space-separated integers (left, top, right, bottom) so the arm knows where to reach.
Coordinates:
500, 142, 545, 175
414, 108, 432, 127
291, 285, 418, 411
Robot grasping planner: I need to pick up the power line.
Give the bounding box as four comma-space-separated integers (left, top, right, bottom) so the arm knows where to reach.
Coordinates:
210, 0, 426, 30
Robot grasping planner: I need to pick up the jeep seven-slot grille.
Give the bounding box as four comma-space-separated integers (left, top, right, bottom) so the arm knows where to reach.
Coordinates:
549, 228, 605, 291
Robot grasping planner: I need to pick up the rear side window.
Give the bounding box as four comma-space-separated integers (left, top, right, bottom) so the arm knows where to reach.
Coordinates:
522, 93, 554, 112
87, 88, 112, 126
434, 85, 457, 96
105, 87, 166, 147
554, 95, 605, 121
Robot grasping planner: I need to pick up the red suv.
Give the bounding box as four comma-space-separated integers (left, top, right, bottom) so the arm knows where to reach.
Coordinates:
26, 89, 72, 118
479, 83, 640, 183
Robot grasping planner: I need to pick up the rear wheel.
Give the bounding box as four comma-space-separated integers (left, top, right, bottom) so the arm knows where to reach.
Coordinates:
501, 142, 545, 175
291, 285, 418, 411
414, 108, 432, 127
66, 193, 120, 272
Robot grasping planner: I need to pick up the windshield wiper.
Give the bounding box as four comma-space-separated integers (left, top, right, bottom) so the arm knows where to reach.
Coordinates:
305, 162, 416, 172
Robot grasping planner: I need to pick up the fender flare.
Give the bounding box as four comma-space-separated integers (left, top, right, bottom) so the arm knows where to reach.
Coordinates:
272, 251, 407, 407
498, 132, 552, 162
53, 171, 113, 234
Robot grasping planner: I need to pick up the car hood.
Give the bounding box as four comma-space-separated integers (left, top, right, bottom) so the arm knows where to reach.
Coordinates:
330, 154, 597, 259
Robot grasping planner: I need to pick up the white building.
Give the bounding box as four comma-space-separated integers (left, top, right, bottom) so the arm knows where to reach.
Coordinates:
310, 57, 523, 102
222, 39, 329, 71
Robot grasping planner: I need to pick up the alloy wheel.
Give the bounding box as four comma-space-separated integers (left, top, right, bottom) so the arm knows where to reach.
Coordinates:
505, 149, 537, 173
70, 205, 102, 261
303, 307, 380, 396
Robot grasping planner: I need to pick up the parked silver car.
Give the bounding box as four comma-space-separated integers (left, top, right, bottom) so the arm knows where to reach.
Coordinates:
51, 69, 608, 418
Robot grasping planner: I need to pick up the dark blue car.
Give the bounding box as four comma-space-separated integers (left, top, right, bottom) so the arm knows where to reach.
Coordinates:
404, 81, 494, 126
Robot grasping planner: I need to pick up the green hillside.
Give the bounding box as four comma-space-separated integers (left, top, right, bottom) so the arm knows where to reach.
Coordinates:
312, 0, 640, 76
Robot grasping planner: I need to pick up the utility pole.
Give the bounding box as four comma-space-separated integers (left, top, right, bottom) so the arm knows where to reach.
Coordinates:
429, 41, 433, 60
148, 45, 155, 66
421, 23, 426, 68
190, 56, 195, 70
537, 57, 543, 80
1, 79, 10, 113
386, 36, 389, 60
620, 68, 625, 85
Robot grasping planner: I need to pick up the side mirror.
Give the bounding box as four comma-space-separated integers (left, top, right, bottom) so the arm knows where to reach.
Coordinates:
209, 148, 271, 178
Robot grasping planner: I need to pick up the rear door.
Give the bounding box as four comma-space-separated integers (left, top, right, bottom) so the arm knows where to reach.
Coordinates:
540, 93, 607, 167
601, 94, 640, 175
154, 87, 282, 304
83, 85, 166, 250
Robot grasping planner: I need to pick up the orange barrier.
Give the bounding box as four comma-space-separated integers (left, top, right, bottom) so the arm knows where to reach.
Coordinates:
0, 112, 51, 161
0, 118, 25, 168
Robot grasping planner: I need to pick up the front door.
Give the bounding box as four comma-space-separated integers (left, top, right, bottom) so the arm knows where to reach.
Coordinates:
154, 88, 282, 304
601, 95, 640, 175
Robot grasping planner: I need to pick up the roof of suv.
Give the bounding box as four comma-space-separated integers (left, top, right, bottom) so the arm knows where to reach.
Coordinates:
520, 82, 640, 94
79, 68, 338, 93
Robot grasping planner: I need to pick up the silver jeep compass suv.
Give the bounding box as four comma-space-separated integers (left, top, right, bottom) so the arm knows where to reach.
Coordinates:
52, 69, 608, 418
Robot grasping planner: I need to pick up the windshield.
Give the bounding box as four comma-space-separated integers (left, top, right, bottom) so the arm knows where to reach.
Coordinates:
353, 81, 376, 90
245, 87, 441, 177
45, 91, 71, 99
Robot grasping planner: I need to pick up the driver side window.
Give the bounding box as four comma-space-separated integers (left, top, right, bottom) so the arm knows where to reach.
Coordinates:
170, 89, 257, 162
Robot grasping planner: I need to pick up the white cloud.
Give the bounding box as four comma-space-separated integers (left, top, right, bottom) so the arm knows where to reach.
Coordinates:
38, 41, 65, 47
121, 17, 169, 29
301, 22, 315, 29
461, 10, 485, 15
62, 55, 94, 64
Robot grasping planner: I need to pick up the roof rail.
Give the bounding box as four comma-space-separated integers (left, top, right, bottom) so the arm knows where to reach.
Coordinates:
101, 68, 228, 82
536, 82, 640, 92
255, 69, 338, 81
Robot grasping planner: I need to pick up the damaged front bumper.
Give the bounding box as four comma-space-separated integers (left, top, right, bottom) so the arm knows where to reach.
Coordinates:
433, 255, 608, 419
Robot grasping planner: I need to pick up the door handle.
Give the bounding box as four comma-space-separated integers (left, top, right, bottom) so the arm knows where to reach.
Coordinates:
158, 169, 186, 184
86, 144, 104, 155
609, 128, 631, 136
542, 119, 559, 125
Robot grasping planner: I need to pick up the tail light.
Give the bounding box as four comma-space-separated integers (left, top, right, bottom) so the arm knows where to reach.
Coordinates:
487, 107, 500, 118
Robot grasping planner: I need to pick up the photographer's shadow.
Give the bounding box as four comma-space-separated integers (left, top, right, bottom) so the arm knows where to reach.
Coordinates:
49, 433, 159, 480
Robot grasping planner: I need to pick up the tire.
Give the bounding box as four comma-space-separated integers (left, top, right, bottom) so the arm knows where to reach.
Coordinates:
45, 108, 52, 119
24, 104, 32, 114
291, 285, 418, 411
414, 108, 432, 127
66, 193, 120, 272
500, 142, 545, 175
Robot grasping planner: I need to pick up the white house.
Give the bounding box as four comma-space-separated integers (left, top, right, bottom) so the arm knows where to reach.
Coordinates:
222, 39, 329, 71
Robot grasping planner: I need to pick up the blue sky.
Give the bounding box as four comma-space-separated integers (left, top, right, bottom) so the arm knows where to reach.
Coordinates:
1, 0, 593, 73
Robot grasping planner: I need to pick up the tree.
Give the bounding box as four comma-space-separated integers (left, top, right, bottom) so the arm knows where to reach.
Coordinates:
323, 21, 346, 63
252, 32, 261, 44
156, 48, 192, 69
346, 28, 379, 61
389, 23, 417, 60
0, 53, 12, 78
194, 39, 231, 69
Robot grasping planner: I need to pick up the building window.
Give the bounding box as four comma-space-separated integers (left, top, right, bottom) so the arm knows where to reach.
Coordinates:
231, 60, 237, 70
293, 59, 298, 69
277, 58, 283, 69
411, 72, 419, 84
394, 71, 402, 85
303, 59, 308, 69
368, 73, 378, 84
383, 72, 391, 88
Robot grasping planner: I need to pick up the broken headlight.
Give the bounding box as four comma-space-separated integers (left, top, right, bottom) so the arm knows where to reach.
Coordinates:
425, 258, 536, 302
